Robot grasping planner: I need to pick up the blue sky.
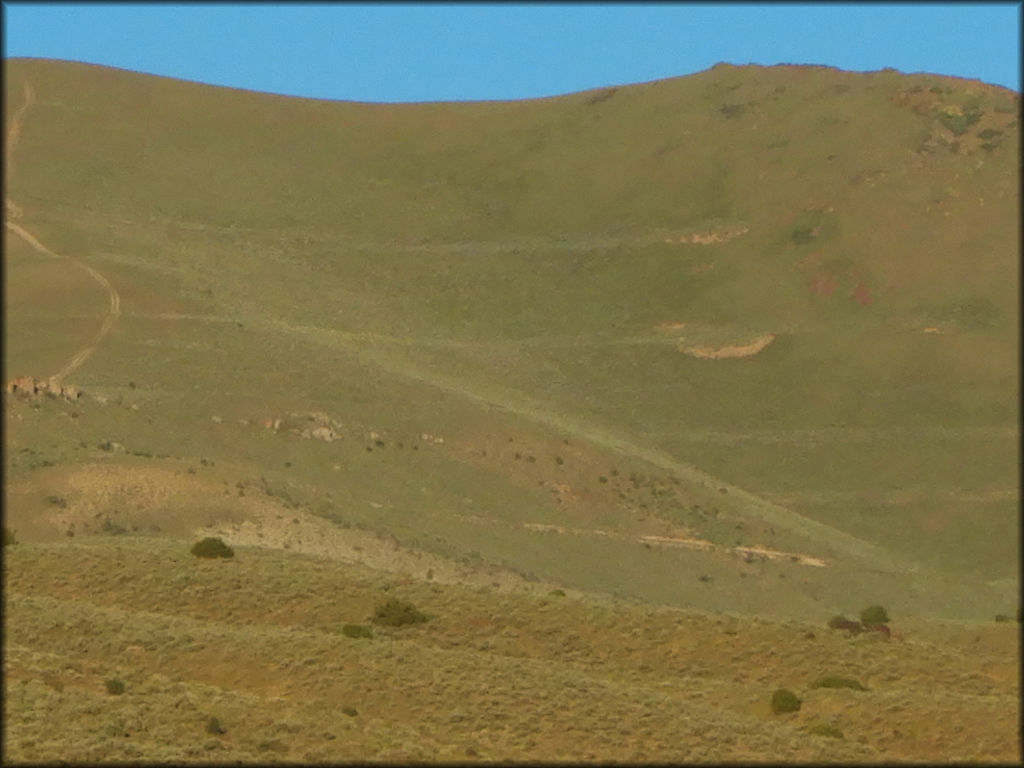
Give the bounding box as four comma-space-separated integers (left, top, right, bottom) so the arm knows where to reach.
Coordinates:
3, 3, 1021, 102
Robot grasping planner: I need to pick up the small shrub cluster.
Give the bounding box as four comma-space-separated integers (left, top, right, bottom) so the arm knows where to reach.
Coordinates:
859, 605, 889, 627
3, 527, 16, 546
937, 105, 983, 135
771, 688, 801, 714
810, 675, 867, 691
371, 598, 428, 627
807, 722, 844, 739
104, 678, 126, 696
190, 537, 235, 559
341, 624, 373, 639
205, 716, 226, 735
790, 226, 816, 244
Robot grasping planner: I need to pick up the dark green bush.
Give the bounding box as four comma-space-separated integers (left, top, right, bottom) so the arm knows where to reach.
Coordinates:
937, 106, 983, 135
371, 598, 428, 627
771, 688, 801, 714
807, 722, 844, 739
859, 605, 889, 626
341, 624, 373, 639
790, 226, 815, 244
190, 537, 234, 559
810, 675, 867, 691
342, 706, 358, 717
105, 678, 126, 695
3, 527, 16, 546
205, 716, 226, 735
994, 614, 1011, 623
549, 588, 566, 597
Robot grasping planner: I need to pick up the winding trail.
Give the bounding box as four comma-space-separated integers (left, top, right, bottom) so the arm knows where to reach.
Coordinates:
4, 80, 121, 383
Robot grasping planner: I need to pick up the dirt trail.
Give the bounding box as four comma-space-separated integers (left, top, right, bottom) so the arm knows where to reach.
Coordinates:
4, 81, 122, 383
258, 317, 916, 576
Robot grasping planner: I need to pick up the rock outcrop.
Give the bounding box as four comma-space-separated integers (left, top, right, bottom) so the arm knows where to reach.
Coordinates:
5, 376, 81, 402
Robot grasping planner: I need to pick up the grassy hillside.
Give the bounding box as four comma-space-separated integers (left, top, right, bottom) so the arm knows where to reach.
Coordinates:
2, 57, 1020, 761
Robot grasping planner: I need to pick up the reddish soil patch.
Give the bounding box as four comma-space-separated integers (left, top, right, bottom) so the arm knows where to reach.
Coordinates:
852, 281, 873, 305
810, 274, 837, 296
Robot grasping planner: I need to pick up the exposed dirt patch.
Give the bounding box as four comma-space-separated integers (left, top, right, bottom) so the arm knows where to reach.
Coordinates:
663, 225, 749, 245
680, 334, 776, 359
852, 281, 873, 305
3, 461, 540, 594
810, 273, 837, 296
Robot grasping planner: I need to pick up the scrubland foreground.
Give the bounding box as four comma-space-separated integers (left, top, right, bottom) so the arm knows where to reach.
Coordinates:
4, 538, 1020, 763
3, 57, 1021, 762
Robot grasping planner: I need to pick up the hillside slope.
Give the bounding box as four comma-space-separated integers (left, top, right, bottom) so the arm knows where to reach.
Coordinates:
4, 58, 1019, 623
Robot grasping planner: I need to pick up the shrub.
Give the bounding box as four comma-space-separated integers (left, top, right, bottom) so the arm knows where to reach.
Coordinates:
371, 598, 428, 627
105, 678, 126, 695
205, 716, 226, 735
341, 624, 373, 639
790, 226, 815, 244
342, 706, 358, 717
191, 537, 234, 559
859, 605, 889, 626
3, 527, 16, 546
994, 614, 1011, 623
807, 722, 844, 739
937, 105, 983, 135
771, 688, 801, 714
810, 675, 867, 691
549, 589, 566, 597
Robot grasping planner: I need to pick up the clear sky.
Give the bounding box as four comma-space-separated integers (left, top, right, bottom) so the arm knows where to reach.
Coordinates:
3, 3, 1021, 103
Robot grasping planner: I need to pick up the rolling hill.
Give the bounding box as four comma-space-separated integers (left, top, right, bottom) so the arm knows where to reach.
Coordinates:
3, 58, 1020, 762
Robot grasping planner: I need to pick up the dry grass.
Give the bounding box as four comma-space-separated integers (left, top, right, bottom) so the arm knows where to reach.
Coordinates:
4, 537, 1019, 763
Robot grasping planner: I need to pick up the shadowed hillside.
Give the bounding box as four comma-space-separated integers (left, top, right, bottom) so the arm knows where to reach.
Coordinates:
3, 57, 1020, 763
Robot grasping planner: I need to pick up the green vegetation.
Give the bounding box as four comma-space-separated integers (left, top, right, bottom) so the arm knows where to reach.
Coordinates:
4, 528, 16, 547
827, 615, 858, 630
372, 598, 428, 627
205, 716, 226, 735
810, 675, 868, 691
771, 688, 801, 714
807, 722, 844, 739
859, 605, 890, 627
104, 677, 126, 696
937, 105, 983, 135
341, 623, 373, 639
190, 537, 235, 559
